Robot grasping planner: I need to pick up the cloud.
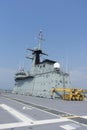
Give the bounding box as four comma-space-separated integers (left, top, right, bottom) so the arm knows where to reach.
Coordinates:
70, 67, 87, 89
0, 68, 15, 90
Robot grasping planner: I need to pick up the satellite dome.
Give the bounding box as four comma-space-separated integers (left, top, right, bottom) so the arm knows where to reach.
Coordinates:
54, 62, 60, 70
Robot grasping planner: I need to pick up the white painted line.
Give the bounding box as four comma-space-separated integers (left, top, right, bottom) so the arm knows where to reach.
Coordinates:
0, 118, 70, 129
34, 118, 70, 125
1, 104, 33, 122
0, 122, 31, 129
60, 124, 76, 130
81, 116, 87, 119
23, 106, 32, 110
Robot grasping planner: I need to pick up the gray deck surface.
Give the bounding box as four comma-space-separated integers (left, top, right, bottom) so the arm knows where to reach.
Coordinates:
0, 93, 87, 130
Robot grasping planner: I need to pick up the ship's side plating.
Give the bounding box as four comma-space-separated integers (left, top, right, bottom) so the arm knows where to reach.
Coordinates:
13, 31, 70, 98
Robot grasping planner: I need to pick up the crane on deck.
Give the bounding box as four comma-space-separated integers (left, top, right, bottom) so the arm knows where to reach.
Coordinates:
50, 87, 85, 101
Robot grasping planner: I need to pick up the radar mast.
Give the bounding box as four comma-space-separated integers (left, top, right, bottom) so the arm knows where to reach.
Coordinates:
26, 31, 47, 65
38, 30, 43, 50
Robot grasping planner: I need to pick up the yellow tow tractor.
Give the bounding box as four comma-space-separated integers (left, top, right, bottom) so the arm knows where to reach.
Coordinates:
50, 87, 85, 101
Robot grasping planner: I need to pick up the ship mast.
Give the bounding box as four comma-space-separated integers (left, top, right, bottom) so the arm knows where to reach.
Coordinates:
38, 30, 43, 50
26, 31, 47, 65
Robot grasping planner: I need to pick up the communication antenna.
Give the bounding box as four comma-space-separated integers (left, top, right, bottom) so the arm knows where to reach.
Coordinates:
65, 55, 68, 73
38, 30, 45, 50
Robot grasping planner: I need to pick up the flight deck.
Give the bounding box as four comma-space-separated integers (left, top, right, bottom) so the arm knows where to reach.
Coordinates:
0, 93, 87, 130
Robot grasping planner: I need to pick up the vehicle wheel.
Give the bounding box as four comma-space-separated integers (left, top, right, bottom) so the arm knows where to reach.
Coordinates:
79, 96, 83, 101
71, 96, 75, 101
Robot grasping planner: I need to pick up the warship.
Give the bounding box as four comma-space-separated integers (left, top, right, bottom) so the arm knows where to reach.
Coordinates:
0, 32, 87, 130
13, 31, 70, 98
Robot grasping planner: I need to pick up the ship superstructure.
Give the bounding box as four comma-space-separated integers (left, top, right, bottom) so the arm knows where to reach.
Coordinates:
13, 31, 70, 98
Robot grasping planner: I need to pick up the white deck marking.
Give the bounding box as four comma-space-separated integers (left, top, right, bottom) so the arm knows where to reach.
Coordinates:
60, 124, 76, 130
23, 106, 32, 110
34, 118, 69, 125
60, 123, 81, 130
0, 122, 31, 129
1, 104, 33, 122
0, 118, 70, 129
0, 103, 86, 129
81, 116, 87, 119
0, 103, 71, 129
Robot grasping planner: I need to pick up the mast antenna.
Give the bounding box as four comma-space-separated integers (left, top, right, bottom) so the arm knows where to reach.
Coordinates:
38, 30, 44, 50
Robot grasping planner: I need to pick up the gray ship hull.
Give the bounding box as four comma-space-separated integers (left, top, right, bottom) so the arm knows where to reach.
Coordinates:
13, 70, 70, 98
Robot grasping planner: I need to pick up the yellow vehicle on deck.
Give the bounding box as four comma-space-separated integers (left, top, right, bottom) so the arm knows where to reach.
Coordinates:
50, 87, 85, 101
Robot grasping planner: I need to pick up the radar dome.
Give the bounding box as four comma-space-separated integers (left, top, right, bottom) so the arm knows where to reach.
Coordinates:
54, 62, 60, 70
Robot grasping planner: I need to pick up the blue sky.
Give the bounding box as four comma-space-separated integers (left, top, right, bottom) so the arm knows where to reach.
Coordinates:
0, 0, 87, 89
